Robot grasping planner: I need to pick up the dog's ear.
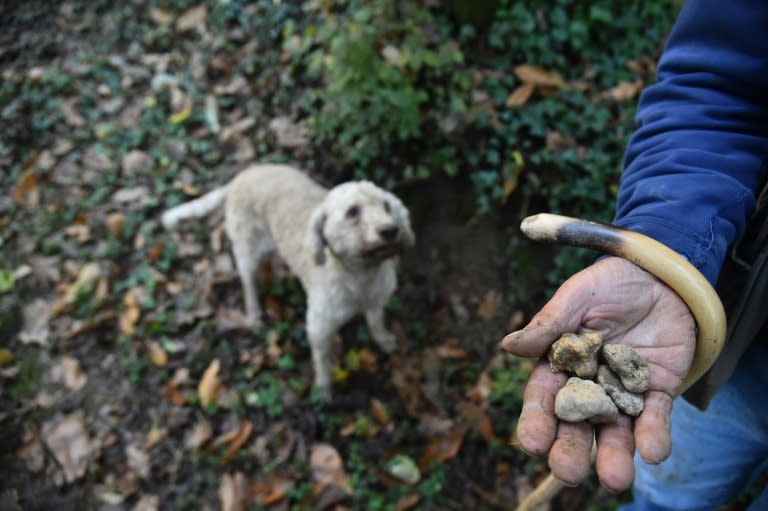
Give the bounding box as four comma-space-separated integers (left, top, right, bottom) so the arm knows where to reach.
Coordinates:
309, 208, 328, 265
389, 195, 415, 247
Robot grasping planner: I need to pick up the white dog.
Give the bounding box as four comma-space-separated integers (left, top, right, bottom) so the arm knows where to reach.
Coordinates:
161, 164, 414, 399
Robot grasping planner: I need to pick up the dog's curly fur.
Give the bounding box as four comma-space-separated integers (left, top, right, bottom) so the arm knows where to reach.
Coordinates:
162, 164, 414, 399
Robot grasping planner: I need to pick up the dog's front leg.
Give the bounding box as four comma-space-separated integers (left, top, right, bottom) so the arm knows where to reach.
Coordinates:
306, 300, 347, 401
365, 306, 397, 353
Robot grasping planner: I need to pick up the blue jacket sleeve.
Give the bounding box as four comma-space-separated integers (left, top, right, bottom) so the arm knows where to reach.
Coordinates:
613, 0, 768, 285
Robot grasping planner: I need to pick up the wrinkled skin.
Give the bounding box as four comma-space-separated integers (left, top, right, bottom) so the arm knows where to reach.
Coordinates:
501, 256, 696, 491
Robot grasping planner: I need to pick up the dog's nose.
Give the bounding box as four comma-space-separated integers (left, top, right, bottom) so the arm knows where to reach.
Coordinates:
378, 225, 399, 241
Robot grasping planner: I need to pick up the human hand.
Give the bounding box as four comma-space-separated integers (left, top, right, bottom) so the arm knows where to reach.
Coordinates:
501, 256, 696, 491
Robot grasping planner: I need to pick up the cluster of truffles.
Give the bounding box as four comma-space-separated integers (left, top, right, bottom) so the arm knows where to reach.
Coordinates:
548, 333, 650, 424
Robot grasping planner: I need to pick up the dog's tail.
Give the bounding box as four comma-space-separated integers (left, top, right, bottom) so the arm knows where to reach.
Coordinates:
161, 185, 229, 229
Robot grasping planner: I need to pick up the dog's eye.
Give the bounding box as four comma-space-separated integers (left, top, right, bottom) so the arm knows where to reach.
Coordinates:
346, 205, 360, 219
383, 201, 391, 213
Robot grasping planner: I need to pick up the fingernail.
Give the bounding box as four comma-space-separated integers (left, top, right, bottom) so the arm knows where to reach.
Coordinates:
500, 331, 521, 351
598, 480, 620, 495
553, 476, 579, 488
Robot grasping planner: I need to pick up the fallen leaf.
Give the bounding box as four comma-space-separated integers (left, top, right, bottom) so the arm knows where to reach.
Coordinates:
370, 398, 392, 426
105, 212, 125, 239
458, 401, 494, 443
166, 368, 190, 405
435, 339, 467, 359
218, 472, 248, 511
11, 169, 40, 209
122, 150, 154, 176
149, 8, 173, 25
220, 116, 255, 142
385, 454, 421, 485
0, 348, 14, 367
269, 116, 309, 148
505, 82, 535, 107
418, 427, 467, 469
144, 425, 166, 449
223, 420, 253, 462
310, 443, 353, 494
185, 419, 213, 450
53, 262, 101, 315
198, 359, 222, 407
172, 181, 200, 196
42, 411, 97, 483
119, 289, 141, 336
251, 472, 296, 506
169, 107, 192, 124
501, 150, 525, 204
145, 341, 168, 367
16, 424, 45, 473
508, 310, 525, 331
466, 369, 492, 406
49, 355, 87, 391
396, 493, 421, 511
18, 299, 52, 345
177, 4, 207, 33
476, 289, 503, 321
126, 442, 151, 479
513, 64, 565, 89
131, 494, 159, 511
608, 79, 644, 101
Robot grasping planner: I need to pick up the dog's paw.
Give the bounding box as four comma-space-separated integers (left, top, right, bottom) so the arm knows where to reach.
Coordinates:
312, 384, 333, 403
373, 331, 397, 354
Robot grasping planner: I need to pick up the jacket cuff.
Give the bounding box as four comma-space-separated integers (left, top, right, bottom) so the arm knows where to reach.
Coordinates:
612, 216, 722, 286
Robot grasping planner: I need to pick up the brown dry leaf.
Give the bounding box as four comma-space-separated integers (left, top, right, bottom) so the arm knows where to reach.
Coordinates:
145, 341, 168, 367
185, 418, 213, 450
144, 425, 166, 449
19, 299, 52, 345
172, 181, 200, 196
218, 472, 249, 511
177, 4, 207, 32
50, 355, 87, 391
149, 8, 173, 25
396, 493, 421, 511
466, 369, 492, 406
198, 359, 221, 407
53, 262, 101, 315
505, 82, 535, 107
223, 420, 254, 462
16, 424, 45, 473
11, 169, 40, 209
476, 289, 503, 321
513, 64, 565, 89
65, 223, 92, 243
42, 411, 97, 483
310, 443, 353, 494
105, 212, 125, 239
370, 398, 392, 426
508, 310, 525, 332
609, 79, 644, 101
418, 427, 467, 469
126, 442, 151, 479
131, 494, 159, 511
167, 368, 191, 405
458, 401, 494, 443
435, 339, 467, 359
251, 472, 296, 506
119, 289, 141, 336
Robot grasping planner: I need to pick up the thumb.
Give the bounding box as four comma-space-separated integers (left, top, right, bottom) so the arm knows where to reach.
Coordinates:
501, 273, 593, 358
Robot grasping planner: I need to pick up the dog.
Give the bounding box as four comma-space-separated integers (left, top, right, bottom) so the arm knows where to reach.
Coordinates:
161, 164, 414, 400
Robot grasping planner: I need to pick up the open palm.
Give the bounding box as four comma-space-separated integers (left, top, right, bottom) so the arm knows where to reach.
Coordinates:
501, 256, 696, 491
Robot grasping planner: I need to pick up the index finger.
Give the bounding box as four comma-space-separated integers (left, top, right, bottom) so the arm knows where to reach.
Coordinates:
516, 361, 568, 456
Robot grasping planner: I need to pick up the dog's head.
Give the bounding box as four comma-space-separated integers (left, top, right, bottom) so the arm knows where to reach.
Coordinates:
309, 181, 414, 267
